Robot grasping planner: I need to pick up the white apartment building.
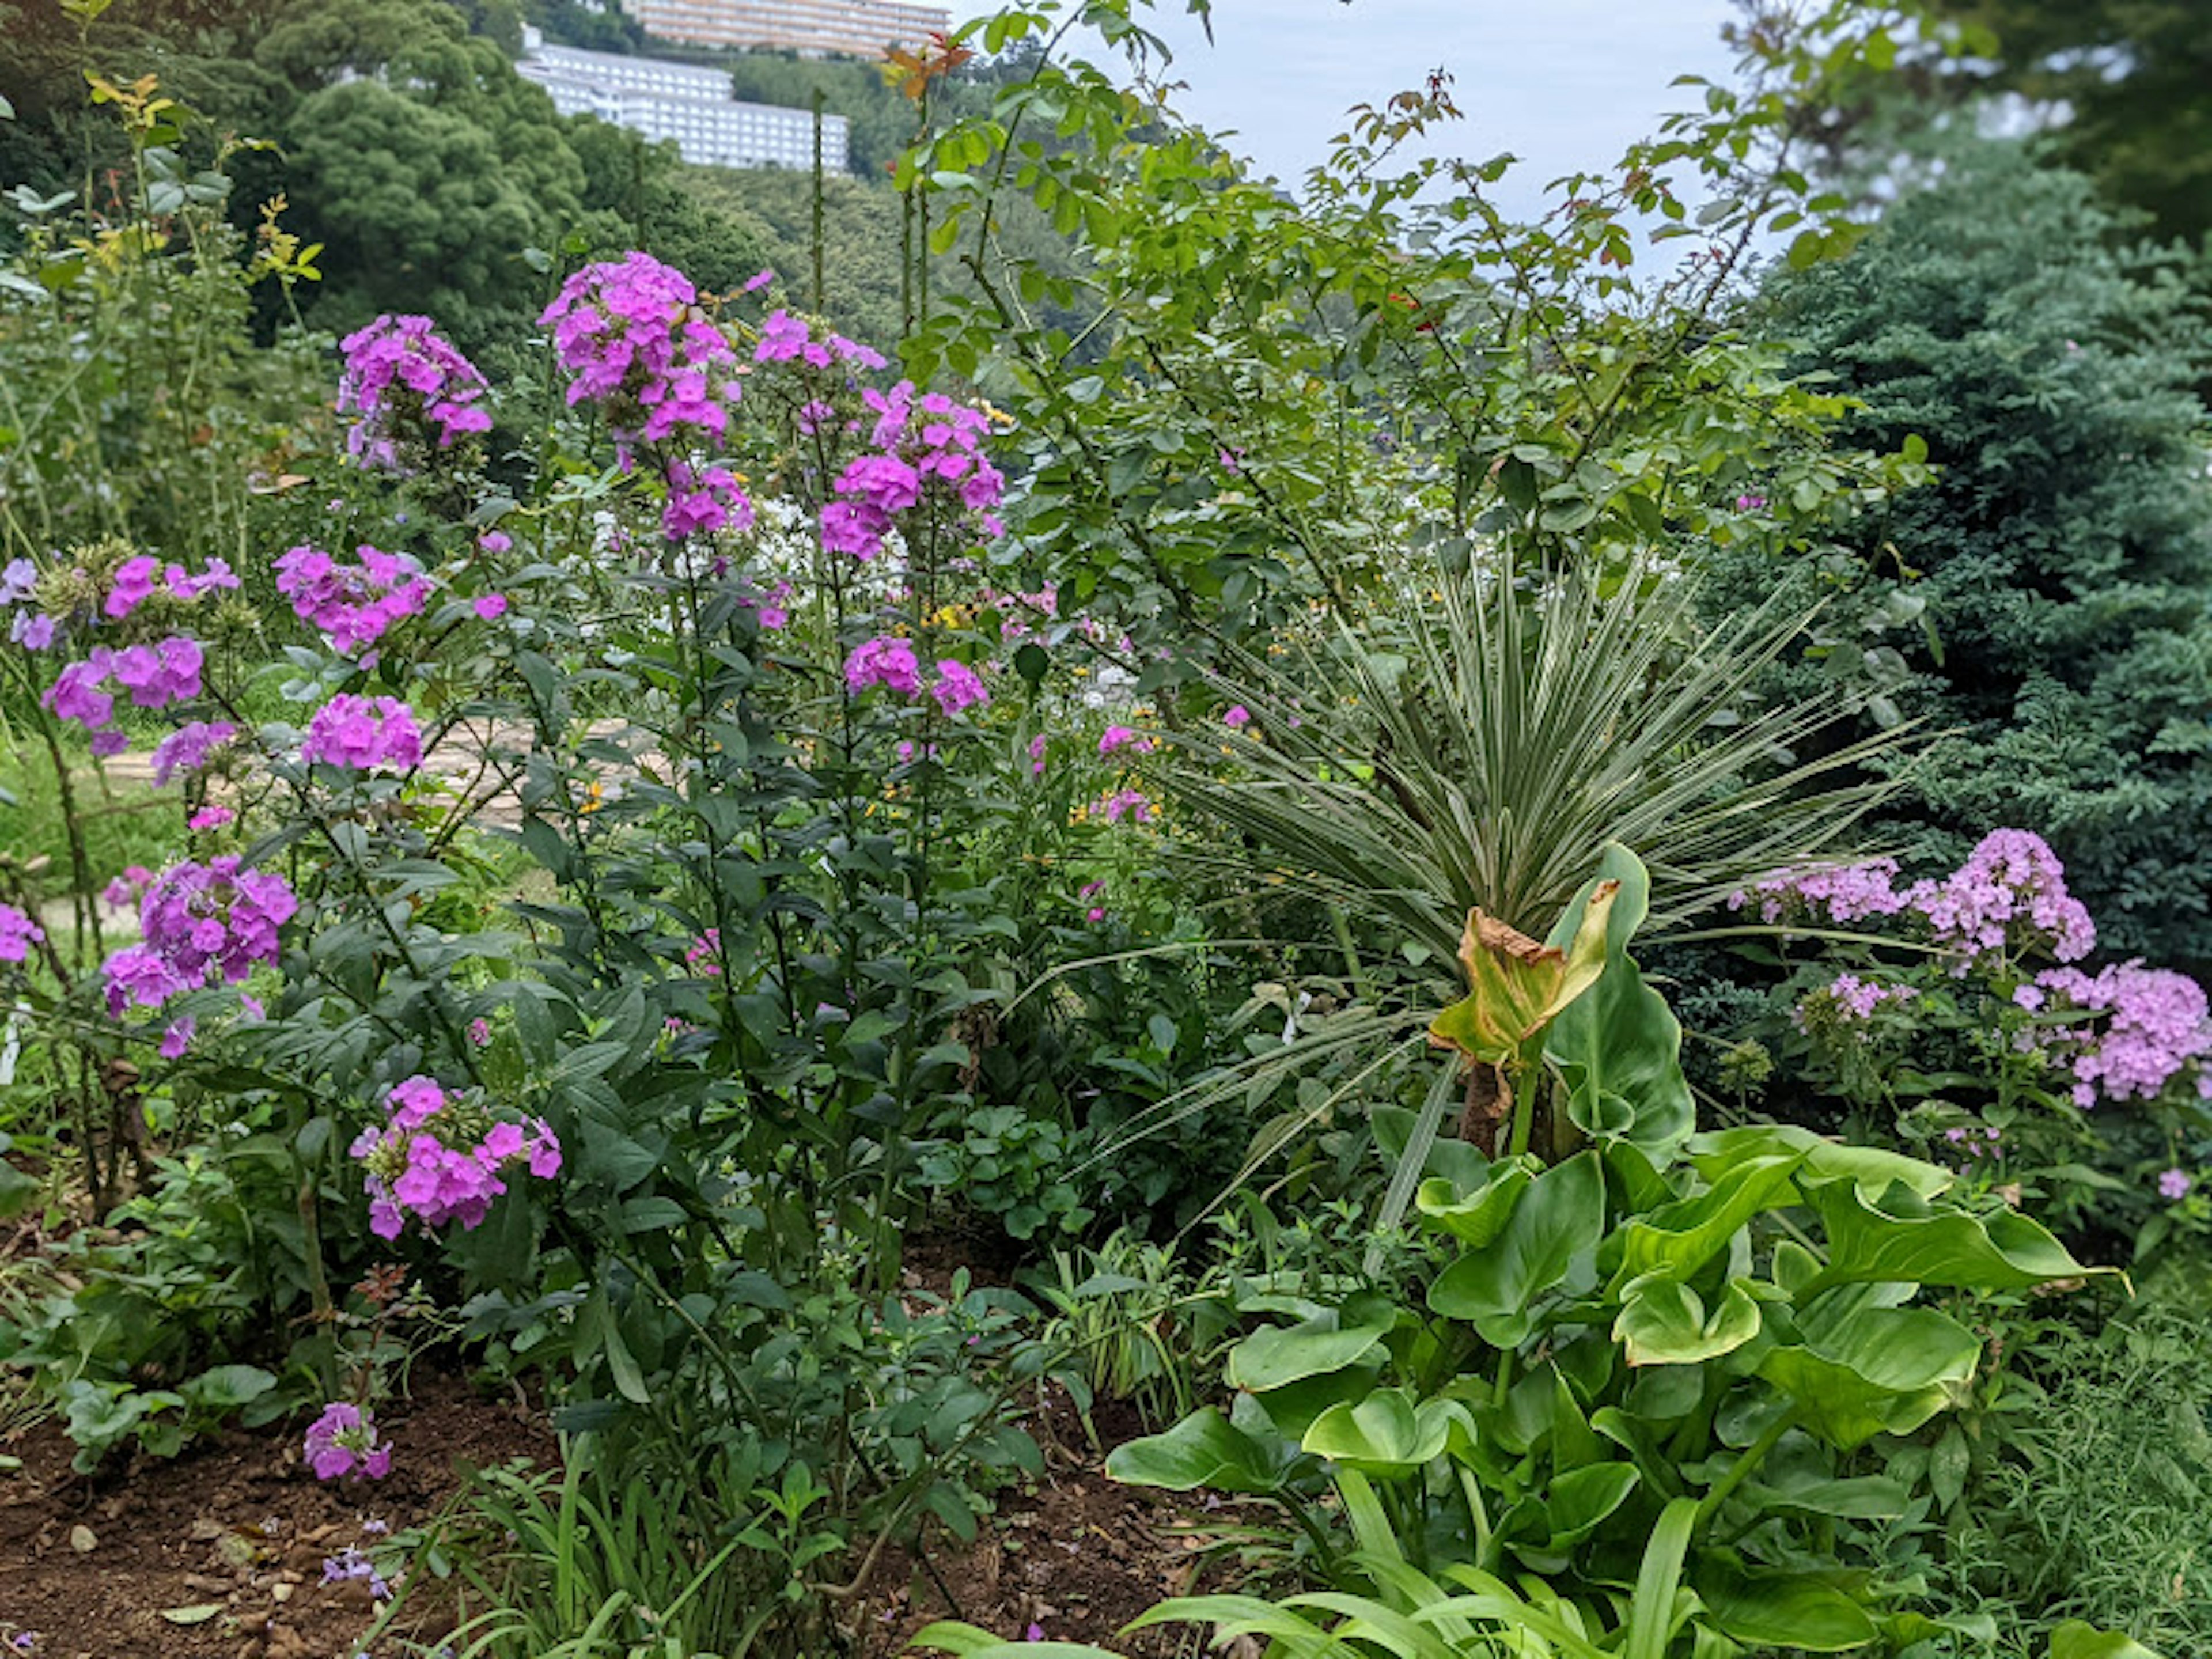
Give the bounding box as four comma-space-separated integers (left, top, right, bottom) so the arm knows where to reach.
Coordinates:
620, 0, 949, 59
517, 31, 851, 172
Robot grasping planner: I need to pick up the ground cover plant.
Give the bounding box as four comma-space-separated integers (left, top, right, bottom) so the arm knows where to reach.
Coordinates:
1, 1, 2209, 1656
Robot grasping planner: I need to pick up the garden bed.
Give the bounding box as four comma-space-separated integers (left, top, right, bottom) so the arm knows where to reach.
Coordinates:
0, 1373, 551, 1658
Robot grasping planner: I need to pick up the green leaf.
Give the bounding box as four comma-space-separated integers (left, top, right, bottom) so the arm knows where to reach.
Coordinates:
1429, 1151, 1604, 1347
1699, 1562, 1880, 1652
160, 1605, 225, 1626
1613, 1275, 1762, 1366
1226, 1316, 1391, 1393
1805, 1183, 2105, 1294
1544, 1460, 1639, 1545
1543, 844, 1695, 1161
1687, 1124, 1952, 1200
1430, 884, 1618, 1068
1106, 1410, 1290, 1494
1610, 1150, 1804, 1288
1414, 1161, 1533, 1248
2049, 1620, 2165, 1659
1758, 1306, 1980, 1448
1300, 1389, 1459, 1477
180, 1366, 278, 1412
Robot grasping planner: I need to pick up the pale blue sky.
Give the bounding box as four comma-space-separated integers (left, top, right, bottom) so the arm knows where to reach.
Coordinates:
948, 0, 1744, 217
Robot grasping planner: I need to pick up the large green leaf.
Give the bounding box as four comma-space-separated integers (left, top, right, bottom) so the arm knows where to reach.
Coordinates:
1301, 1389, 1461, 1478
1106, 1410, 1292, 1494
1542, 846, 1695, 1162
1698, 1562, 1880, 1652
1758, 1306, 1980, 1448
1226, 1316, 1392, 1393
1805, 1183, 2106, 1293
1614, 1274, 1763, 1366
2048, 1620, 2165, 1659
1429, 1151, 1605, 1347
1609, 1150, 1805, 1289
1686, 1124, 1950, 1200
1544, 1460, 1640, 1546
1415, 1160, 1533, 1248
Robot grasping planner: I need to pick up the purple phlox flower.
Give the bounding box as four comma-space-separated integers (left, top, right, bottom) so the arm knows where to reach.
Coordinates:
474, 593, 509, 621
1027, 733, 1047, 776
10, 611, 56, 650
99, 856, 298, 1017
2160, 1168, 2193, 1202
302, 1402, 392, 1482
0, 556, 36, 605
1906, 830, 2096, 968
2036, 961, 2211, 1106
844, 635, 922, 697
275, 543, 429, 659
104, 555, 160, 619
1223, 704, 1252, 729
0, 903, 44, 965
1099, 725, 1153, 757
930, 658, 989, 717
338, 314, 493, 469
151, 720, 237, 787
1092, 787, 1155, 826
661, 459, 754, 541
302, 694, 424, 774
186, 805, 233, 832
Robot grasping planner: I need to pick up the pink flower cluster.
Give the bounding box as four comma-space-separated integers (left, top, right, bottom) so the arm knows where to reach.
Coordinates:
755, 308, 885, 373
100, 856, 298, 1016
1092, 788, 1156, 825
349, 1075, 561, 1241
0, 903, 43, 964
275, 543, 430, 660
819, 381, 1005, 560
301, 695, 425, 773
1731, 832, 2096, 968
1798, 972, 1918, 1025
2036, 961, 2212, 1107
687, 928, 722, 976
1099, 725, 1154, 758
540, 253, 738, 444
45, 638, 205, 756
150, 720, 236, 787
336, 314, 493, 468
662, 460, 755, 541
304, 1401, 391, 1481
105, 554, 240, 620
843, 635, 991, 715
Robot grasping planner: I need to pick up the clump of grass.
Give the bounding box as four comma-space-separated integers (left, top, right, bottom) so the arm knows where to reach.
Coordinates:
1930, 1304, 2212, 1654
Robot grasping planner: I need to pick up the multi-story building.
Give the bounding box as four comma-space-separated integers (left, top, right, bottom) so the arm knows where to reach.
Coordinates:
517, 31, 850, 172
618, 0, 949, 59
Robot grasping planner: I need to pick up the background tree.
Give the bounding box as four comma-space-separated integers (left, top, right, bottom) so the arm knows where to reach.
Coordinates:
1760, 141, 2212, 969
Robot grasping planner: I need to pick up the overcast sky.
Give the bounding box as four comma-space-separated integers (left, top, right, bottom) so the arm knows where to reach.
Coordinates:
947, 0, 1744, 218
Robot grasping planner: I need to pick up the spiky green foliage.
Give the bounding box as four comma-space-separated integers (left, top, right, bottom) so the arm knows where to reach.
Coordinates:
1173, 554, 1914, 961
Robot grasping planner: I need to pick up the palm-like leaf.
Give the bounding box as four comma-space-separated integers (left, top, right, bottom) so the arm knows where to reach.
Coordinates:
1172, 554, 1916, 970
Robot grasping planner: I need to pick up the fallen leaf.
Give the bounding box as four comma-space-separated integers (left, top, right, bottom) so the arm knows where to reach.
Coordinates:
160, 1604, 225, 1625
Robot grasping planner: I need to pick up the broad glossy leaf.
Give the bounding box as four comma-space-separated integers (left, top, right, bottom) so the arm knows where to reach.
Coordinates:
1614, 1274, 1763, 1366
1429, 882, 1619, 1067
1758, 1306, 1979, 1448
1300, 1389, 1460, 1477
1429, 1152, 1605, 1347
2048, 1620, 2165, 1659
1806, 1184, 2105, 1293
1106, 1410, 1291, 1494
1543, 846, 1695, 1161
1415, 1161, 1533, 1248
1699, 1562, 1880, 1652
1687, 1124, 1950, 1200
1226, 1316, 1392, 1393
1609, 1151, 1804, 1289
1544, 1460, 1639, 1545
1745, 1472, 1911, 1520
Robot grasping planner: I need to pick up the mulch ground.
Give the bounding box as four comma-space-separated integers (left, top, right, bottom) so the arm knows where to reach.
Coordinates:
0, 1372, 552, 1659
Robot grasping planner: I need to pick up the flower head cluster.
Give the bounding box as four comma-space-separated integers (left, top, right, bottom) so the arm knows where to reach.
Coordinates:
1730, 857, 1911, 926
319, 1546, 391, 1601
3, 556, 58, 650
350, 1075, 561, 1240
0, 904, 43, 965
755, 308, 885, 373
302, 695, 425, 773
336, 315, 493, 468
107, 554, 228, 619
686, 928, 722, 977
1796, 972, 1918, 1027
2036, 961, 2212, 1107
1090, 787, 1156, 826
45, 638, 206, 756
1907, 830, 2095, 967
540, 253, 738, 445
101, 856, 298, 1015
819, 381, 1004, 560
304, 1402, 391, 1482
662, 459, 755, 541
843, 635, 991, 716
2160, 1168, 2194, 1202
1099, 725, 1154, 758
150, 720, 237, 788
275, 543, 430, 660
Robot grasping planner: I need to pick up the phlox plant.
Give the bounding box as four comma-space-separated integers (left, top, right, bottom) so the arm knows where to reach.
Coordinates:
3, 233, 1238, 1610
1720, 829, 2212, 1260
